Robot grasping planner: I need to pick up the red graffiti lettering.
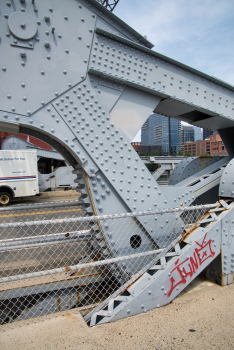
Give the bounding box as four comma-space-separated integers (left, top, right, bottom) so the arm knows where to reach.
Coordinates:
168, 233, 215, 297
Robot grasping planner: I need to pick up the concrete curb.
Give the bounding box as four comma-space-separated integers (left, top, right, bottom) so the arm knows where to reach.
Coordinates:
17, 190, 80, 203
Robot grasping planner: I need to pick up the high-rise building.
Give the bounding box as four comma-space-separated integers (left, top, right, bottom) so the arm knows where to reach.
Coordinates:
182, 125, 194, 144
141, 119, 149, 151
193, 126, 203, 141
203, 129, 214, 140
178, 122, 183, 152
169, 117, 180, 155
181, 125, 202, 144
141, 113, 181, 155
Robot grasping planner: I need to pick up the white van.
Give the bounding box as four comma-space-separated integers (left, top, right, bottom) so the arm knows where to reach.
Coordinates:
0, 150, 39, 205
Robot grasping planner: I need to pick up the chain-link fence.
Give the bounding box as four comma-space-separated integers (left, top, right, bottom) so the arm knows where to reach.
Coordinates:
0, 200, 215, 324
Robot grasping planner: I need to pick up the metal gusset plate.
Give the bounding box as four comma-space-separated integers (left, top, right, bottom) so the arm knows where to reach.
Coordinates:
1, 0, 234, 292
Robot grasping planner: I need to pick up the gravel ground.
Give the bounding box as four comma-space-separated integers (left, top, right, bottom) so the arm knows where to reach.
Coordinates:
0, 277, 234, 350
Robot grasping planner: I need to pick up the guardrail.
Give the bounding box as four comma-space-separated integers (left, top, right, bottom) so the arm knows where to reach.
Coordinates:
0, 201, 216, 324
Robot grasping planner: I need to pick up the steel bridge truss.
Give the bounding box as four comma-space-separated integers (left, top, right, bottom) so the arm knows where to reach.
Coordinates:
0, 0, 234, 326
97, 0, 120, 12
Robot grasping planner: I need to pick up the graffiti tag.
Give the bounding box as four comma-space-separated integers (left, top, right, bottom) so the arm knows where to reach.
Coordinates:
168, 233, 215, 297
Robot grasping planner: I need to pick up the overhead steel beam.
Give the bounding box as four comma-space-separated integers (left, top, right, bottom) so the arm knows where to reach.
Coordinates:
98, 0, 120, 12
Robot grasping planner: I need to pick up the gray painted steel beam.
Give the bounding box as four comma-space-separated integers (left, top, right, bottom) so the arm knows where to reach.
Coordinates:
1, 0, 234, 326
85, 200, 233, 325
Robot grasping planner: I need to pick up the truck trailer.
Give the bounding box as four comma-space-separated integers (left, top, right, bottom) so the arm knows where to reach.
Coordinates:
0, 150, 39, 205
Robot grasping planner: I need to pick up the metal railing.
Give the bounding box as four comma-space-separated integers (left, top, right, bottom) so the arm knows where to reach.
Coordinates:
0, 200, 216, 324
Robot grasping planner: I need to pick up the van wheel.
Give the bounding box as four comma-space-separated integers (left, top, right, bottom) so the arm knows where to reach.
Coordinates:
0, 192, 12, 206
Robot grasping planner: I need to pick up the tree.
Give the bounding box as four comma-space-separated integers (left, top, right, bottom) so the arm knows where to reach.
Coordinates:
150, 150, 160, 156
199, 153, 211, 157
139, 151, 149, 156
145, 163, 158, 172
185, 152, 192, 157
178, 150, 184, 156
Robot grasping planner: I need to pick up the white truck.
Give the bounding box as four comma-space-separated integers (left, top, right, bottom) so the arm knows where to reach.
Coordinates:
0, 150, 39, 205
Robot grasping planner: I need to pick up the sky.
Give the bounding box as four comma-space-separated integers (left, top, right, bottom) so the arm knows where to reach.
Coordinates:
113, 0, 234, 141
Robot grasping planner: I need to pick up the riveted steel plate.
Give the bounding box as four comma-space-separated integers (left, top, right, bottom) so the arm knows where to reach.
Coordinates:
8, 12, 38, 41
0, 0, 96, 115
219, 158, 234, 198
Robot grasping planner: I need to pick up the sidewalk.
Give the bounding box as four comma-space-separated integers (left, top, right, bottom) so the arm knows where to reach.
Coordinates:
1, 277, 234, 350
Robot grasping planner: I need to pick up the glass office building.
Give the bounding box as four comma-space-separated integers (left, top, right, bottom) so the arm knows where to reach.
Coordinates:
193, 126, 203, 141
169, 117, 180, 155
141, 113, 181, 155
182, 125, 194, 144
203, 129, 215, 140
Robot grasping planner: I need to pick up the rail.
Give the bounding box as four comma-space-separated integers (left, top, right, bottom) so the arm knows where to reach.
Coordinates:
0, 202, 216, 324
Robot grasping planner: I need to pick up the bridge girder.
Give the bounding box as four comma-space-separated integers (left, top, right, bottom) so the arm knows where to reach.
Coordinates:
1, 0, 234, 325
